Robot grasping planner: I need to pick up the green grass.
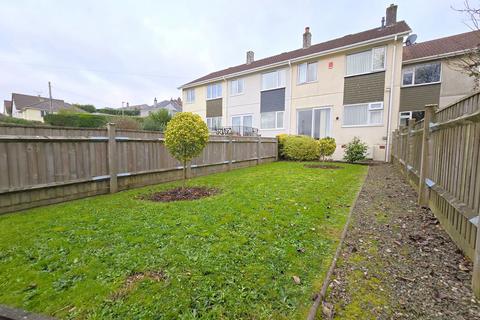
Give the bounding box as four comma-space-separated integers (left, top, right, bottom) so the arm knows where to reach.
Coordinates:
0, 162, 367, 319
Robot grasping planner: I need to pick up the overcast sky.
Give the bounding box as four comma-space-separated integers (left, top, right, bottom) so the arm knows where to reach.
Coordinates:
0, 0, 473, 111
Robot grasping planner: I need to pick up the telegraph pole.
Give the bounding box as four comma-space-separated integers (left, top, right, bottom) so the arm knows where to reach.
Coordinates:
48, 81, 53, 113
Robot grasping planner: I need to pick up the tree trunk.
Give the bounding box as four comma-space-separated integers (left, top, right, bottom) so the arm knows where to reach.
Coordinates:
182, 159, 187, 190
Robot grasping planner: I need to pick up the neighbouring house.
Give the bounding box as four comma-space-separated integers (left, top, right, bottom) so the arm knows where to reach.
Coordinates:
4, 93, 83, 122
399, 30, 480, 126
179, 4, 410, 161
128, 98, 182, 117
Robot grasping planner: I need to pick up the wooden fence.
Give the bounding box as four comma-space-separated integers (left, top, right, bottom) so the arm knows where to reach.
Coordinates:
391, 91, 480, 297
0, 123, 278, 214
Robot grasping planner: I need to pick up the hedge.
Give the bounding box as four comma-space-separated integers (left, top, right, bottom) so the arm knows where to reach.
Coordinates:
281, 135, 319, 161
96, 108, 140, 116
44, 113, 108, 128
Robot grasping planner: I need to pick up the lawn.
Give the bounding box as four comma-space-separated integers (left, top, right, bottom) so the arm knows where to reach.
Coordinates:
0, 161, 367, 319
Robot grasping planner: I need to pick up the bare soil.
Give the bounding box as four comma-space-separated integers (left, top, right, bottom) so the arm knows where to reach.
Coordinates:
324, 163, 480, 319
143, 187, 219, 202
111, 271, 166, 300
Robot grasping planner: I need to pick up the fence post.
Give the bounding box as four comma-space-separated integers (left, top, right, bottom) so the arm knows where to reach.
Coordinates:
391, 129, 398, 162
418, 104, 436, 206
227, 135, 233, 171
257, 136, 261, 165
275, 137, 279, 161
405, 119, 415, 173
474, 222, 480, 298
107, 123, 118, 193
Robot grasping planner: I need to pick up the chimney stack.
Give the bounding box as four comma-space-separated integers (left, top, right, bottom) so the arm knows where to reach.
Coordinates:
385, 4, 397, 26
246, 51, 254, 64
303, 27, 311, 49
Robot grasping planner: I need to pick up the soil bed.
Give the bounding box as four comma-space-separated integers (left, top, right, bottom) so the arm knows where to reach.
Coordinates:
304, 164, 343, 170
144, 187, 219, 202
324, 163, 480, 319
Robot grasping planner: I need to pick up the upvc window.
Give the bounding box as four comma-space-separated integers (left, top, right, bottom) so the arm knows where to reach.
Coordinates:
206, 83, 222, 100
262, 70, 286, 90
343, 102, 384, 126
230, 78, 244, 95
402, 62, 441, 86
297, 107, 332, 138
298, 62, 318, 84
206, 116, 222, 130
346, 46, 386, 76
186, 88, 195, 103
260, 111, 284, 129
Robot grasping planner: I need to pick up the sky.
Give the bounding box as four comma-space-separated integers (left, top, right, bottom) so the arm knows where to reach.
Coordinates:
0, 0, 474, 111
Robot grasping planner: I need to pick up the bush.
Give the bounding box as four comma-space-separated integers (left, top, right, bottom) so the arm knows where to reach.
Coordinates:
276, 134, 289, 159
317, 137, 336, 161
111, 116, 141, 130
164, 112, 209, 188
282, 135, 319, 161
142, 109, 171, 132
0, 114, 44, 126
343, 137, 368, 163
44, 113, 108, 128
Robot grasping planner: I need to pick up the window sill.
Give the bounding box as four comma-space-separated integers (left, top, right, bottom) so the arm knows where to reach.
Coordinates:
260, 86, 286, 92
260, 128, 285, 131
230, 92, 244, 97
206, 97, 222, 101
401, 81, 441, 88
341, 124, 384, 128
297, 80, 318, 86
344, 69, 385, 78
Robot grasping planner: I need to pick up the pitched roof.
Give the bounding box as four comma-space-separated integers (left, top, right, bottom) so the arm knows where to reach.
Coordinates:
3, 100, 12, 115
11, 93, 83, 112
403, 30, 480, 62
129, 99, 182, 113
181, 21, 411, 88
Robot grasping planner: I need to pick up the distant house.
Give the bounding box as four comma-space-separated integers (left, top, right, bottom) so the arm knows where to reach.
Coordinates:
4, 93, 83, 122
128, 98, 182, 117
399, 30, 480, 125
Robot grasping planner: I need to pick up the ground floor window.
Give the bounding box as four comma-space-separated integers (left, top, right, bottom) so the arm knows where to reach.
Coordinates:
260, 111, 283, 129
232, 114, 253, 135
343, 102, 383, 126
399, 110, 425, 127
206, 116, 222, 130
297, 107, 332, 138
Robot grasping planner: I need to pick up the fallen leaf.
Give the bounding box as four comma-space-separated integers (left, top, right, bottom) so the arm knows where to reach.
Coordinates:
292, 275, 301, 284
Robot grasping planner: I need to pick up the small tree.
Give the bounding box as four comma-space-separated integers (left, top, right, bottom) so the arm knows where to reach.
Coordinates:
164, 113, 209, 189
317, 137, 336, 162
143, 109, 172, 132
343, 137, 368, 163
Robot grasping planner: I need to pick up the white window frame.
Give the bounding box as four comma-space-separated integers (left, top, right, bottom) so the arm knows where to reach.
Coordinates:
297, 61, 318, 84
345, 46, 386, 77
296, 106, 333, 138
260, 111, 284, 130
230, 78, 245, 96
206, 83, 222, 100
401, 62, 442, 87
399, 111, 412, 127
206, 116, 222, 130
231, 114, 253, 127
342, 102, 384, 127
261, 69, 286, 91
186, 88, 195, 103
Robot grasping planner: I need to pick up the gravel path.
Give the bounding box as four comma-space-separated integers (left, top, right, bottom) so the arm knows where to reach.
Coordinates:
324, 163, 480, 319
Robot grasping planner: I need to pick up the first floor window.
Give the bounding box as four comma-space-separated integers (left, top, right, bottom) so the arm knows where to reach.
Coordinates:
298, 61, 318, 84
262, 69, 286, 90
206, 116, 222, 130
230, 78, 244, 95
207, 83, 222, 100
346, 46, 385, 76
186, 88, 195, 103
402, 62, 441, 86
399, 110, 425, 126
260, 111, 284, 129
343, 102, 384, 126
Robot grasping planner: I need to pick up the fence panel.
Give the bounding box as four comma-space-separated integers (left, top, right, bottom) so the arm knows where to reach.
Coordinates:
391, 92, 480, 297
0, 124, 277, 214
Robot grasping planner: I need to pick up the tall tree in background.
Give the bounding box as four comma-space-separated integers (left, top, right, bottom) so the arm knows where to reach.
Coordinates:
451, 1, 480, 88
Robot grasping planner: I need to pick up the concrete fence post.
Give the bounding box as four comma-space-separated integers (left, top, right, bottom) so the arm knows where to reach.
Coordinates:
405, 119, 415, 173
107, 123, 118, 193
257, 136, 261, 165
227, 135, 233, 171
418, 104, 436, 206
474, 221, 480, 298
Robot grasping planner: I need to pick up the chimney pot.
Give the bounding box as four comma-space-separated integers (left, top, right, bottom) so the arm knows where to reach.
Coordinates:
385, 4, 397, 26
303, 26, 312, 49
246, 51, 254, 64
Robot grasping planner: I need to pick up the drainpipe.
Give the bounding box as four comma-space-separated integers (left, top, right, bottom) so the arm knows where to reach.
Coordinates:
288, 60, 293, 134
385, 35, 397, 162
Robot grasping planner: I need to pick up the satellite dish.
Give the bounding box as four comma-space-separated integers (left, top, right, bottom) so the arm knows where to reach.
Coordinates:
405, 34, 417, 46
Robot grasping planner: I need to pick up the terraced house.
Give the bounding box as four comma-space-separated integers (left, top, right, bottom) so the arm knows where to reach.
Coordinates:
180, 4, 411, 161
399, 30, 480, 126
